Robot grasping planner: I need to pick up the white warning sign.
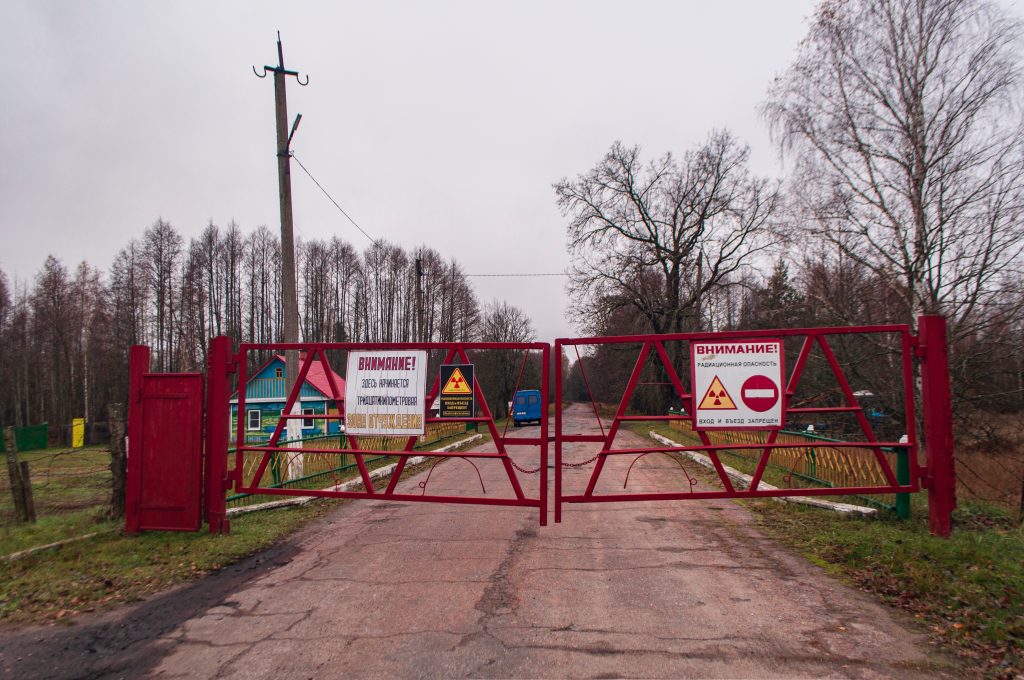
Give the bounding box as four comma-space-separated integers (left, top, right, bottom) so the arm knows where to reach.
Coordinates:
691, 339, 784, 430
345, 350, 427, 436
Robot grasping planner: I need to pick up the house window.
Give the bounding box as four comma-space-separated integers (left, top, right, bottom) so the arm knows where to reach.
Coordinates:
302, 407, 316, 429
275, 367, 283, 378
246, 409, 261, 431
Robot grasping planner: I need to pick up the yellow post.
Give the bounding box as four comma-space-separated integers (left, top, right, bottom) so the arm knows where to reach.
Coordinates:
72, 418, 85, 448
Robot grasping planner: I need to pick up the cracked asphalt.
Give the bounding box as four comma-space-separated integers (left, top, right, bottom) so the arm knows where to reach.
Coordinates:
0, 404, 953, 679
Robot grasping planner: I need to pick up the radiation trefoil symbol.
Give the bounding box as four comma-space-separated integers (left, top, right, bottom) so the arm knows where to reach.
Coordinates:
698, 376, 736, 410
442, 367, 473, 395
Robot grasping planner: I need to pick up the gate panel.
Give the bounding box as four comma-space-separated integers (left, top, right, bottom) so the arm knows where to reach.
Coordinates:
222, 341, 549, 525
126, 345, 205, 533
554, 316, 955, 535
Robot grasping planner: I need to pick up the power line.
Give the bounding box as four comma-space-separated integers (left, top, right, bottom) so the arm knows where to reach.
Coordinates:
290, 151, 375, 243
289, 154, 568, 278
465, 273, 568, 277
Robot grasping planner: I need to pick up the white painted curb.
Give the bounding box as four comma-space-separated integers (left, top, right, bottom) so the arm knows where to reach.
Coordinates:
648, 431, 876, 516
227, 434, 484, 517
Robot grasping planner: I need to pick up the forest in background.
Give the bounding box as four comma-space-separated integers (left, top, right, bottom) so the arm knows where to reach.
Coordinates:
0, 219, 539, 431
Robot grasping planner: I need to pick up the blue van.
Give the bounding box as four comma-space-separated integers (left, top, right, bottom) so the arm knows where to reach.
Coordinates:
512, 389, 543, 427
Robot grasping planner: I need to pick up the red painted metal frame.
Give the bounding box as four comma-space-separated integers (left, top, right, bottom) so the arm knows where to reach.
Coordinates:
204, 336, 233, 534
225, 341, 550, 525
125, 345, 148, 534
554, 321, 953, 531
918, 316, 956, 536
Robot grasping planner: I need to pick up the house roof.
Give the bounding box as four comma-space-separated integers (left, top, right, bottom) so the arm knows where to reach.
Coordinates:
230, 353, 346, 402
276, 354, 346, 400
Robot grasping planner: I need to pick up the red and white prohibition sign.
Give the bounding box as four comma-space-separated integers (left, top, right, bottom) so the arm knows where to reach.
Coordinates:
741, 374, 779, 412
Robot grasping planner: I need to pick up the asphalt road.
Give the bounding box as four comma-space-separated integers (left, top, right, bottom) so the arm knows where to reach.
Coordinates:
0, 404, 952, 679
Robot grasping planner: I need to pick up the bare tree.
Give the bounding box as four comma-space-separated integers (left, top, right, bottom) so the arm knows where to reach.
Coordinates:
299, 238, 331, 343
327, 237, 360, 342
764, 0, 1024, 337
176, 241, 208, 371
243, 225, 281, 345
109, 243, 148, 347
434, 257, 478, 343
31, 257, 73, 425
476, 300, 536, 418
142, 219, 182, 372
71, 262, 104, 420
360, 240, 410, 342
221, 221, 245, 343
555, 132, 780, 337
197, 222, 224, 338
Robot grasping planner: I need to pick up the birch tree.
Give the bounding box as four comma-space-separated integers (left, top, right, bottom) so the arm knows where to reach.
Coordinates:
764, 0, 1024, 336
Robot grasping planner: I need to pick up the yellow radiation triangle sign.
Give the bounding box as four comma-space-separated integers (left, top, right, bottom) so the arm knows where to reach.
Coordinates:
698, 376, 736, 410
442, 367, 473, 395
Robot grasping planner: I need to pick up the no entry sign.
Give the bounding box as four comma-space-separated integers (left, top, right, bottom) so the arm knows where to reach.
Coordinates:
691, 339, 784, 430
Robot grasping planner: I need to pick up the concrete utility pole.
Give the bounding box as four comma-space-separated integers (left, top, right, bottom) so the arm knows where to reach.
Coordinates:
255, 32, 308, 412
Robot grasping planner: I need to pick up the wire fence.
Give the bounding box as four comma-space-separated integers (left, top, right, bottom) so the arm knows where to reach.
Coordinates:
0, 446, 112, 528
227, 421, 470, 508
665, 411, 900, 510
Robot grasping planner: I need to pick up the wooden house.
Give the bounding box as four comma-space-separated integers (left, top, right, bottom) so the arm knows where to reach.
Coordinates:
230, 354, 345, 442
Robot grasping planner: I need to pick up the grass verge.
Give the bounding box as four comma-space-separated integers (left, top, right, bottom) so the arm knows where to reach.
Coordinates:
0, 500, 337, 626
749, 497, 1022, 678
0, 435, 481, 627
635, 422, 1024, 679
1, 446, 111, 554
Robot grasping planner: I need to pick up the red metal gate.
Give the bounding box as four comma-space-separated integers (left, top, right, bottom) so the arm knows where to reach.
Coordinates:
206, 340, 550, 526
128, 317, 955, 536
125, 346, 205, 533
554, 315, 956, 536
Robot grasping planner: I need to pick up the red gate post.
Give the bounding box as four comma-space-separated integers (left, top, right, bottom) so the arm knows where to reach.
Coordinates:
125, 345, 150, 534
540, 344, 549, 526
204, 336, 233, 534
554, 340, 563, 523
919, 315, 956, 537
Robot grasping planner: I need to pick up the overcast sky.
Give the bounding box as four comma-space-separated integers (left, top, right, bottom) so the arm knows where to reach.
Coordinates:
3, 1, 1019, 342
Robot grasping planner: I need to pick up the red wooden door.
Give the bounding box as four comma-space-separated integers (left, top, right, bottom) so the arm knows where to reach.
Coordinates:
127, 367, 204, 532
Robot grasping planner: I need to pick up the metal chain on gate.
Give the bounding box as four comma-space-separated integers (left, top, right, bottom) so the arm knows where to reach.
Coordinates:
506, 452, 604, 473
565, 454, 602, 471
507, 457, 543, 475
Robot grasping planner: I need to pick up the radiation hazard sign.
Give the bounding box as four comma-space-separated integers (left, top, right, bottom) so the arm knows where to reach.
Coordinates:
442, 367, 472, 394
698, 377, 736, 410
439, 364, 475, 418
691, 339, 784, 430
